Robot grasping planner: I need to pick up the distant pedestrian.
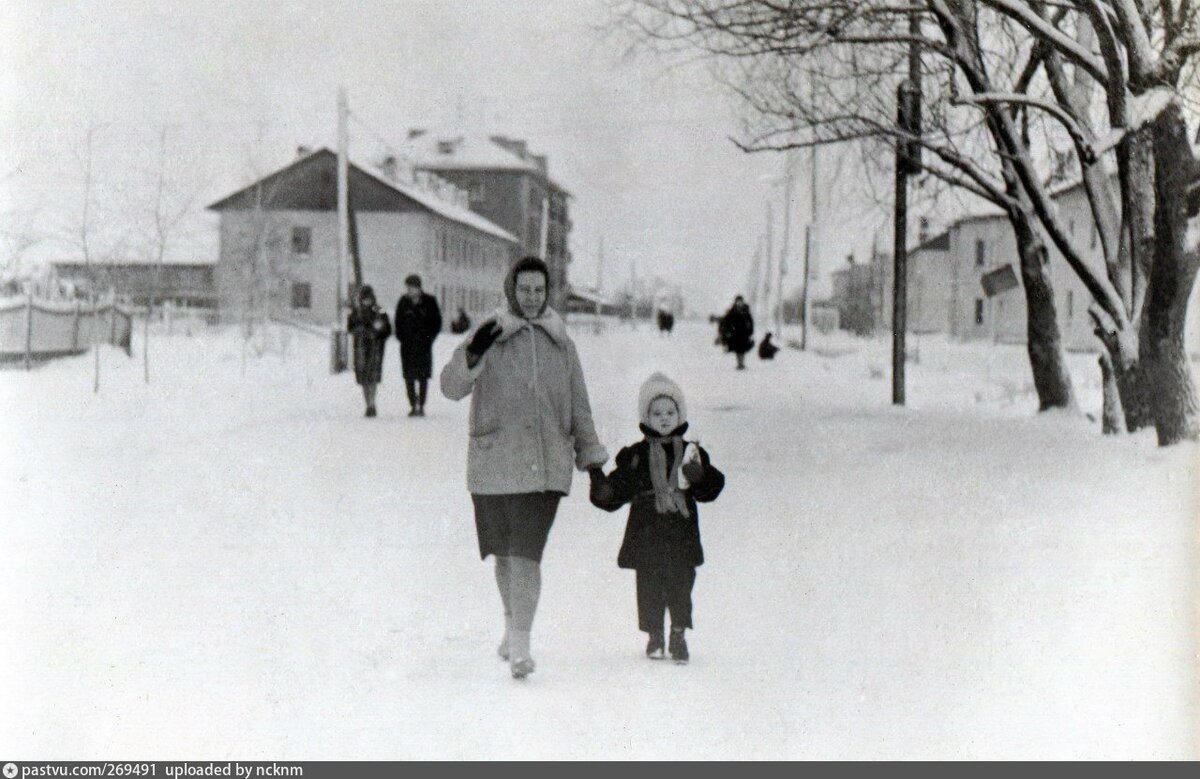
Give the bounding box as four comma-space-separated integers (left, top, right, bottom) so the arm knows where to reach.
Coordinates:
719, 295, 755, 370
395, 274, 443, 417
450, 307, 472, 334
347, 284, 391, 418
440, 256, 608, 679
656, 309, 675, 336
758, 332, 780, 360
590, 372, 725, 664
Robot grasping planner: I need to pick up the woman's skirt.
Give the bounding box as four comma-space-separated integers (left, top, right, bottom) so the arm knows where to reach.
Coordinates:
470, 492, 563, 562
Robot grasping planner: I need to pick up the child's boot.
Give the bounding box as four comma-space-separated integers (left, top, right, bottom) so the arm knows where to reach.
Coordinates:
645, 630, 665, 660
668, 626, 689, 665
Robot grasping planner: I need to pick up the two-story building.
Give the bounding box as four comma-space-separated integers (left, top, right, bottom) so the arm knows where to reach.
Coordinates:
207, 148, 519, 328
401, 130, 572, 310
838, 180, 1118, 351
941, 184, 1104, 351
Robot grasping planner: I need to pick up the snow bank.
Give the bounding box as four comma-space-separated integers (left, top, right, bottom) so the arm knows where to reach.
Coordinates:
0, 321, 1194, 759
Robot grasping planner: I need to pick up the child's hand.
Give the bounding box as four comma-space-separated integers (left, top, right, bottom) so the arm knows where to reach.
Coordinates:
677, 442, 702, 488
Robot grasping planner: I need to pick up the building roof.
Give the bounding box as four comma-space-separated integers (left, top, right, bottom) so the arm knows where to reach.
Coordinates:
912, 231, 951, 253
405, 130, 570, 195
207, 148, 518, 244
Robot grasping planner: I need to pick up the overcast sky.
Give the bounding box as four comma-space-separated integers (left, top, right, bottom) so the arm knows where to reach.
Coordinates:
1, 0, 889, 312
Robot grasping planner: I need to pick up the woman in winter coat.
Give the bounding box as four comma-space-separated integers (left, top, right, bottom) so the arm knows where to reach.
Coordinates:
440, 255, 609, 679
719, 295, 755, 370
347, 284, 391, 417
394, 273, 443, 417
590, 373, 725, 664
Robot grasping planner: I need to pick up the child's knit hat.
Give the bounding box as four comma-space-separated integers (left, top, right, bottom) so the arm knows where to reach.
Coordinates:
638, 372, 688, 426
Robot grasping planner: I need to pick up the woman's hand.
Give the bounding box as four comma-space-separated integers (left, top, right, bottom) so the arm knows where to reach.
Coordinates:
465, 319, 502, 368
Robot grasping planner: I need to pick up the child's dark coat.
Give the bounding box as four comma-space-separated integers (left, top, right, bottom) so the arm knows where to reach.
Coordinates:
592, 424, 725, 569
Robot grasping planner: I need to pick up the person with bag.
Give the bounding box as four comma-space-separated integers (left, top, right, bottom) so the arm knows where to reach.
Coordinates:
440, 256, 608, 679
347, 284, 391, 418
719, 295, 755, 370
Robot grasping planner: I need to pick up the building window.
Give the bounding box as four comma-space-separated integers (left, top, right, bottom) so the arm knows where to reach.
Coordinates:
1066, 290, 1074, 318
291, 282, 312, 310
468, 182, 486, 204
974, 299, 984, 326
975, 239, 986, 267
1068, 218, 1075, 236
1089, 222, 1098, 249
291, 226, 311, 255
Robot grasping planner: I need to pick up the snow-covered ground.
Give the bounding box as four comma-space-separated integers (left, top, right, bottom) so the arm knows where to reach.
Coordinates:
1, 320, 1196, 759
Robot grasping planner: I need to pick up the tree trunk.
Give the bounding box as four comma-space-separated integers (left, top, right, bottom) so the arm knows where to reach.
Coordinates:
1112, 126, 1156, 432
1145, 102, 1200, 446
1011, 204, 1075, 410
1098, 352, 1124, 434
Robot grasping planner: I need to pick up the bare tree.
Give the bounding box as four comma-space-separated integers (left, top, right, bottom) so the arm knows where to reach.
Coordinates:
67, 124, 104, 394
964, 0, 1200, 444
133, 126, 207, 384
614, 0, 1079, 410
614, 0, 1200, 443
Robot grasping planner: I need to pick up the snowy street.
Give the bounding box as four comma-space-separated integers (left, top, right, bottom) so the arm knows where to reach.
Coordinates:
1, 320, 1196, 759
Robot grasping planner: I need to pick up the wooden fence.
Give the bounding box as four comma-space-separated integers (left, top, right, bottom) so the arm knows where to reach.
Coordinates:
0, 293, 133, 368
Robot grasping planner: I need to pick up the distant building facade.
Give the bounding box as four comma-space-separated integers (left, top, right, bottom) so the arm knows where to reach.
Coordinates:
402, 131, 572, 311
207, 148, 519, 328
824, 179, 1148, 352
936, 186, 1100, 351
51, 261, 216, 309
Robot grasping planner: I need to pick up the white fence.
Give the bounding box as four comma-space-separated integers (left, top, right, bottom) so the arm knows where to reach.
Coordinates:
0, 293, 133, 367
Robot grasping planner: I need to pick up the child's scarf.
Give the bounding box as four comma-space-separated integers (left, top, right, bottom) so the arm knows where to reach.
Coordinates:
647, 434, 690, 517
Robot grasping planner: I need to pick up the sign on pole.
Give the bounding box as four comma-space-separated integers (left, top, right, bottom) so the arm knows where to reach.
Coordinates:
981, 264, 1019, 297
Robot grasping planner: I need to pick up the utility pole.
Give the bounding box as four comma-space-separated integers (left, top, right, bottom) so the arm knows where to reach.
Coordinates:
630, 255, 638, 325
762, 200, 773, 322
540, 197, 550, 257
331, 86, 351, 374
776, 151, 794, 337
595, 235, 605, 317
801, 141, 819, 351
336, 86, 350, 319
893, 13, 921, 405
745, 241, 762, 307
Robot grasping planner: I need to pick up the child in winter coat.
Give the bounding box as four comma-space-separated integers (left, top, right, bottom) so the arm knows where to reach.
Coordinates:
589, 372, 725, 663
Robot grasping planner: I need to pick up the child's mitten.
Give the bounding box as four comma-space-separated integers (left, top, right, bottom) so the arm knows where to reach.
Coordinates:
679, 443, 704, 487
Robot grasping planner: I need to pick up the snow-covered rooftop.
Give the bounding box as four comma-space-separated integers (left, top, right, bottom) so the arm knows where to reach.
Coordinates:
354, 157, 519, 244
404, 129, 568, 192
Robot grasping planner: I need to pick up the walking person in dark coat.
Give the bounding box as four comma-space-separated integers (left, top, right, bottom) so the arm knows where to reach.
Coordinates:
394, 274, 443, 417
590, 372, 725, 664
656, 308, 675, 336
347, 284, 391, 418
719, 295, 755, 370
